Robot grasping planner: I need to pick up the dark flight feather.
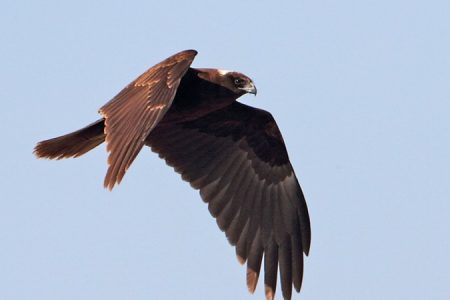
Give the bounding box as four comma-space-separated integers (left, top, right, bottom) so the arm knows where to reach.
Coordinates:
147, 102, 310, 299
34, 50, 310, 300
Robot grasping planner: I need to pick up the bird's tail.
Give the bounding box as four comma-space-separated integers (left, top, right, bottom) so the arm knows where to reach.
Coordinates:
34, 119, 105, 159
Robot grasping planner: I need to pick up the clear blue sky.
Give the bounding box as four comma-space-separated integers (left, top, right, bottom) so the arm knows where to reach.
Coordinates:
1, 1, 449, 299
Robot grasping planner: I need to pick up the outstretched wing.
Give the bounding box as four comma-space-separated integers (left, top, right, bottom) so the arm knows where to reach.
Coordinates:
99, 50, 197, 190
147, 102, 311, 300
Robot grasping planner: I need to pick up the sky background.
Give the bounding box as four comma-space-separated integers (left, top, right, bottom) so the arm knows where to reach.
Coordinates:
1, 1, 449, 299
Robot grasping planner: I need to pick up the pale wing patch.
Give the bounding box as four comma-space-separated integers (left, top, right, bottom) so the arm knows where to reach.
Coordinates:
135, 79, 160, 87
146, 104, 166, 111
217, 69, 231, 75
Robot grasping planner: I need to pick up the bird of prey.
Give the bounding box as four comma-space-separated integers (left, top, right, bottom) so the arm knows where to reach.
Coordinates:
34, 50, 311, 300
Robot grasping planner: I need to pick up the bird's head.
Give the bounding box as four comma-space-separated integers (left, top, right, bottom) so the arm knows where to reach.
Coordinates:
219, 70, 257, 96
196, 69, 257, 97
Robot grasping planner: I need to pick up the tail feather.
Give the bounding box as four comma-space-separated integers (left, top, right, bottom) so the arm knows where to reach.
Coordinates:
34, 119, 105, 159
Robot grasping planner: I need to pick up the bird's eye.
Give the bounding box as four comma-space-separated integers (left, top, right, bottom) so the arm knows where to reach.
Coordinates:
234, 78, 244, 86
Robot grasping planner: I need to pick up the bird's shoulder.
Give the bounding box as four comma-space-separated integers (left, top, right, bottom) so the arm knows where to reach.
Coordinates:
178, 102, 290, 167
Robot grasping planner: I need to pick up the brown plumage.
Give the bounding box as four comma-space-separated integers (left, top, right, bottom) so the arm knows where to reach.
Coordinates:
34, 50, 311, 300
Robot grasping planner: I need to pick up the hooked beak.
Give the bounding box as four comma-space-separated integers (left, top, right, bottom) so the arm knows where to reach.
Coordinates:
242, 81, 257, 95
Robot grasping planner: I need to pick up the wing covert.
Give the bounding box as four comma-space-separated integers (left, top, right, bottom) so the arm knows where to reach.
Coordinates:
99, 50, 197, 189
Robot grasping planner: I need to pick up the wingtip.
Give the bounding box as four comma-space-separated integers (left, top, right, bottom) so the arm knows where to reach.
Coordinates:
237, 254, 246, 265
103, 180, 112, 191
246, 268, 259, 294
265, 285, 275, 300
176, 49, 198, 60
184, 49, 198, 56
304, 246, 310, 256
103, 175, 118, 191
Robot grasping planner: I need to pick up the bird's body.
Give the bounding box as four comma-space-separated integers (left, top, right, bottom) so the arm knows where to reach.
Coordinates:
35, 50, 310, 300
160, 68, 246, 123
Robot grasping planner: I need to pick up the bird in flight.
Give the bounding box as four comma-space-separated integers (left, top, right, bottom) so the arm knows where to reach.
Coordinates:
34, 50, 311, 300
